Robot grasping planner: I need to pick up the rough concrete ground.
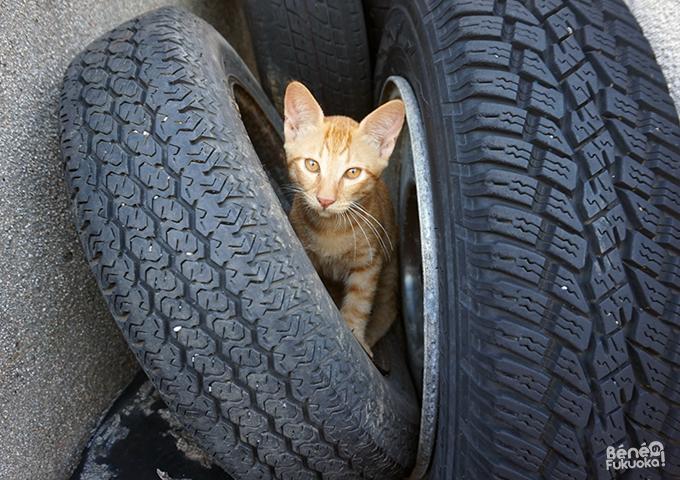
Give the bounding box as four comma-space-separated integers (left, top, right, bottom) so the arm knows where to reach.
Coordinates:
0, 1, 254, 479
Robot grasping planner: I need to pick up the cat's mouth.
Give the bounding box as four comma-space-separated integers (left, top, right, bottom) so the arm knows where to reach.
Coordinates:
315, 204, 344, 217
297, 192, 335, 215
304, 195, 348, 217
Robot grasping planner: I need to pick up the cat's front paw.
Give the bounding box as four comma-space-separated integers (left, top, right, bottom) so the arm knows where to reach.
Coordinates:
359, 339, 373, 358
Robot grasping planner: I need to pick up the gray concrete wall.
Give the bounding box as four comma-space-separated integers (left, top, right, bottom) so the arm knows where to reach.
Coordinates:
0, 1, 254, 478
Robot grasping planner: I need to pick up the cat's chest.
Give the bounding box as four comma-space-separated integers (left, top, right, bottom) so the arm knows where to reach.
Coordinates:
305, 228, 364, 259
299, 226, 371, 280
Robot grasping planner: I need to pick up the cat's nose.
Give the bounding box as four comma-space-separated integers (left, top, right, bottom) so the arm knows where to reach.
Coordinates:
317, 197, 336, 209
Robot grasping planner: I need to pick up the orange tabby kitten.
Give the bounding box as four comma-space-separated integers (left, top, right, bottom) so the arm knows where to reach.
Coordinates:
283, 81, 404, 357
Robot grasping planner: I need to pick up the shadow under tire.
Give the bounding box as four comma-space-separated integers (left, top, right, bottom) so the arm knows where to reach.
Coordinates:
58, 7, 419, 480
374, 0, 680, 478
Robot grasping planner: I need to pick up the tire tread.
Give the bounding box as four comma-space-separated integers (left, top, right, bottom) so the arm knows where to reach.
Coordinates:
59, 7, 418, 480
375, 0, 680, 477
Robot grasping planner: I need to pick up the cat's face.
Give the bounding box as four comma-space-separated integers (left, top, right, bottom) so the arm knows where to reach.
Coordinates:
285, 115, 386, 217
283, 81, 405, 217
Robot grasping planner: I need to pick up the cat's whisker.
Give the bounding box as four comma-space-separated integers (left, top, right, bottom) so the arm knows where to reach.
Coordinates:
350, 207, 385, 256
343, 211, 358, 261
335, 212, 344, 233
281, 183, 307, 201
347, 209, 373, 264
281, 183, 303, 193
358, 209, 392, 263
349, 205, 386, 261
349, 203, 391, 262
300, 196, 315, 216
350, 202, 394, 254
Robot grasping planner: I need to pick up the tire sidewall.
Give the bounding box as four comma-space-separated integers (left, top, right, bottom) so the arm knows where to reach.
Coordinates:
60, 8, 420, 479
374, 2, 462, 477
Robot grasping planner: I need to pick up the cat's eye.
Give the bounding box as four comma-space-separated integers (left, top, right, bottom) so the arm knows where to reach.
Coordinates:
345, 167, 361, 179
305, 158, 320, 173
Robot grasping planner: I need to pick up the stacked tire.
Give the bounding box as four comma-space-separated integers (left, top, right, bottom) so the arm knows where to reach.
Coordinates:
59, 7, 417, 480
373, 0, 680, 478
59, 1, 680, 479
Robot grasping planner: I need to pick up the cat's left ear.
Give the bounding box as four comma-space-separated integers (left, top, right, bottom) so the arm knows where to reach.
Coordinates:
284, 81, 324, 142
359, 99, 405, 160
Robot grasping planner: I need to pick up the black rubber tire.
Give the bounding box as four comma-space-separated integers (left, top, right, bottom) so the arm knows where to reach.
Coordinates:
374, 0, 680, 478
58, 7, 418, 480
242, 0, 372, 121
361, 0, 392, 68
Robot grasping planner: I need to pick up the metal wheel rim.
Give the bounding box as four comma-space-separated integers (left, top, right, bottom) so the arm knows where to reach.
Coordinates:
380, 76, 440, 480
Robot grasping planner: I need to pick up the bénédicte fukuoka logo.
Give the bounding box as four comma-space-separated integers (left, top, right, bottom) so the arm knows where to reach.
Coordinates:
606, 442, 665, 471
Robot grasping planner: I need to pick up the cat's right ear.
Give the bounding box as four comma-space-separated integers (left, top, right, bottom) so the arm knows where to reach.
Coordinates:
284, 81, 324, 142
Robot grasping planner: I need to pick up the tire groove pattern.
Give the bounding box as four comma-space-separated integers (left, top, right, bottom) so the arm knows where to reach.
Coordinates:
59, 7, 418, 480
243, 0, 372, 120
376, 0, 680, 478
